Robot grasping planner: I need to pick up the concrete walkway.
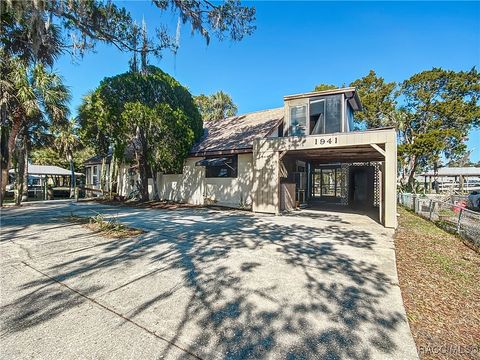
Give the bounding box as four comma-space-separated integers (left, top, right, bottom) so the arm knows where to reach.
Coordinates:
0, 202, 418, 359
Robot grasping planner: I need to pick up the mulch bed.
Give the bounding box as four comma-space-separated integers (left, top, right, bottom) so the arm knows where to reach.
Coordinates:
395, 207, 480, 359
67, 215, 145, 239
81, 198, 202, 210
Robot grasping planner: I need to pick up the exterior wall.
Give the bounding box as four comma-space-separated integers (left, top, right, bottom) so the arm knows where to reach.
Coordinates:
252, 149, 280, 214
158, 158, 204, 205
252, 129, 398, 228
204, 153, 254, 208
157, 154, 254, 208
84, 163, 110, 195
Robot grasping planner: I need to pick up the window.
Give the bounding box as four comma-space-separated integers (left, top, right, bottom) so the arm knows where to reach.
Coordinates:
205, 155, 237, 178
289, 105, 307, 136
313, 167, 342, 198
325, 95, 342, 133
310, 99, 326, 135
92, 165, 99, 185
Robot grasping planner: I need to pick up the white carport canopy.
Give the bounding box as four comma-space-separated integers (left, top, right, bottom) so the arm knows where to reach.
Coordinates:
9, 164, 83, 177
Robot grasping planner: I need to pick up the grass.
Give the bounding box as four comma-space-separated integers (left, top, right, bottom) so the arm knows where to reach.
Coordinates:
395, 207, 480, 359
67, 212, 145, 239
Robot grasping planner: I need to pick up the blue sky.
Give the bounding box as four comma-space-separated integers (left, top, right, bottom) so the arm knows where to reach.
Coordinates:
57, 1, 480, 161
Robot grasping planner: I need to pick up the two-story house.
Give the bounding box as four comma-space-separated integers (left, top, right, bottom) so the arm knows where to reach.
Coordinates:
85, 87, 397, 227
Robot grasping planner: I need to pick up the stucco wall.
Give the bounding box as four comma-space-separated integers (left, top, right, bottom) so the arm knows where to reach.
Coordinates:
156, 153, 254, 209
204, 153, 254, 208
157, 158, 204, 205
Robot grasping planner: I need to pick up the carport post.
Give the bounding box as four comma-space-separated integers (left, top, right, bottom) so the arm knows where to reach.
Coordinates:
383, 135, 397, 228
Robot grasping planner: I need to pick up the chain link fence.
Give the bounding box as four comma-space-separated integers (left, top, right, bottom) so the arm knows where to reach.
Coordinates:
398, 193, 480, 248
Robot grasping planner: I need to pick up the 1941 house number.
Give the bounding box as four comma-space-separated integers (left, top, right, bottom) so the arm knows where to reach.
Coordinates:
314, 137, 338, 145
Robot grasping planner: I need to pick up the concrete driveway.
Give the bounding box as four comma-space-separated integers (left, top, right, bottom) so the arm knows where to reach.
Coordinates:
0, 202, 418, 359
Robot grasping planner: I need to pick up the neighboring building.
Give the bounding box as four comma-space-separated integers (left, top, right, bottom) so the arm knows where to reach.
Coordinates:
7, 164, 83, 199
419, 167, 480, 193
85, 87, 398, 228
84, 153, 112, 193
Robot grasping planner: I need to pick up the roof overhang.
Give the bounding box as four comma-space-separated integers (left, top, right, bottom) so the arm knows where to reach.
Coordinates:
195, 157, 229, 167
283, 144, 385, 164
283, 87, 362, 111
190, 148, 253, 158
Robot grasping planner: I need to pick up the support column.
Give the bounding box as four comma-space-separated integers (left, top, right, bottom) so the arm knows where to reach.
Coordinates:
252, 140, 280, 214
383, 134, 397, 228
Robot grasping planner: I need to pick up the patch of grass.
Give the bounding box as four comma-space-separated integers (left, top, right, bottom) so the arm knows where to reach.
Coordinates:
395, 207, 480, 359
85, 198, 202, 210
67, 212, 145, 239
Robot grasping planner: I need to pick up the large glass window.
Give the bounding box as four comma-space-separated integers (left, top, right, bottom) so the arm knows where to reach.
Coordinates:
290, 105, 307, 136
325, 95, 342, 133
289, 95, 344, 136
310, 100, 325, 135
205, 155, 238, 178
321, 169, 335, 196
312, 167, 342, 198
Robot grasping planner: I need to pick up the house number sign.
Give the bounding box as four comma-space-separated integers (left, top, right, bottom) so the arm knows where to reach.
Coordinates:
314, 137, 338, 145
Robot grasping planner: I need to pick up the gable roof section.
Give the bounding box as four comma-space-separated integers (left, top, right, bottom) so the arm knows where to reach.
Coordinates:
191, 107, 284, 156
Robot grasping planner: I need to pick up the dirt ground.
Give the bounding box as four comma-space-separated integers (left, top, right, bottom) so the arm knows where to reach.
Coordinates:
395, 207, 480, 360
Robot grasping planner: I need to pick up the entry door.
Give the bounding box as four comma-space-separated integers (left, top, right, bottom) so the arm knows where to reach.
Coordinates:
312, 167, 340, 199
350, 167, 374, 208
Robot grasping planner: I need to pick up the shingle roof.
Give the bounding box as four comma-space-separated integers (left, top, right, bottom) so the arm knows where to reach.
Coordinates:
191, 108, 284, 155
84, 154, 112, 165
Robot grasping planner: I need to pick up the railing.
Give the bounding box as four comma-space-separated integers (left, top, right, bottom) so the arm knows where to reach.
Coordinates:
398, 193, 480, 248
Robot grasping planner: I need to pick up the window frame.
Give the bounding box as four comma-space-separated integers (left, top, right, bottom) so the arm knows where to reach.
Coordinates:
205, 155, 238, 178
288, 104, 308, 137
92, 165, 99, 185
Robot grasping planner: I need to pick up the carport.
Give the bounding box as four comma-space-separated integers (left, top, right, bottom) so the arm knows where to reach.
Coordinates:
251, 128, 397, 228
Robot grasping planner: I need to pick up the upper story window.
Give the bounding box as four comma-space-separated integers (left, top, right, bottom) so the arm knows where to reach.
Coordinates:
310, 99, 325, 135
290, 105, 307, 136
287, 94, 344, 136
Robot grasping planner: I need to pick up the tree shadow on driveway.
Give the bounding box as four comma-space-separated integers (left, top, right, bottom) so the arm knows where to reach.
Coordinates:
0, 204, 412, 359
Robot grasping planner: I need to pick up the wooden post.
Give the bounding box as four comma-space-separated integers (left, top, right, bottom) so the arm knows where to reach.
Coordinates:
428, 199, 433, 221
457, 208, 463, 234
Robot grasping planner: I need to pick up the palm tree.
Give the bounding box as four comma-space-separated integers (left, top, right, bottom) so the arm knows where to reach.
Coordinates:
55, 119, 79, 198
210, 91, 238, 121
0, 57, 70, 205
194, 91, 238, 121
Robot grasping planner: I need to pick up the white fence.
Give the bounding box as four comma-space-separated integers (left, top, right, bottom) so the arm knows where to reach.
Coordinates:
398, 193, 480, 247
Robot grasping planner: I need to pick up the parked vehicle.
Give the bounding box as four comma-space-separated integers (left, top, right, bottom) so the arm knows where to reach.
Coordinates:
467, 191, 480, 211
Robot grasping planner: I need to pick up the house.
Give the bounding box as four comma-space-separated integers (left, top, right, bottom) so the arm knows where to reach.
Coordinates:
85, 87, 397, 228
7, 164, 83, 200
419, 167, 480, 193
84, 153, 112, 195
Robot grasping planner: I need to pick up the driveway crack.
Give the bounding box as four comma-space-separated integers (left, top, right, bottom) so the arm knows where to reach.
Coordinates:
20, 261, 202, 360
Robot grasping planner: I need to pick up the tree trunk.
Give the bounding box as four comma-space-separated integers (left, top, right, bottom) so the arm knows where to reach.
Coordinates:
0, 125, 9, 206
109, 153, 117, 198
1, 112, 23, 205
138, 153, 149, 201
15, 133, 25, 206
100, 157, 107, 196
68, 151, 75, 198
137, 128, 149, 202
151, 167, 159, 201
406, 155, 418, 193
21, 134, 28, 202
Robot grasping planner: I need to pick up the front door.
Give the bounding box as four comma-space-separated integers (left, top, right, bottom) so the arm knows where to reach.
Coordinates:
350, 166, 374, 208
311, 166, 341, 201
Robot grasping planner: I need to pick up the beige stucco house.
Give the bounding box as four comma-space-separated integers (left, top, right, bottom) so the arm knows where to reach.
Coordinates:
85, 87, 397, 228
